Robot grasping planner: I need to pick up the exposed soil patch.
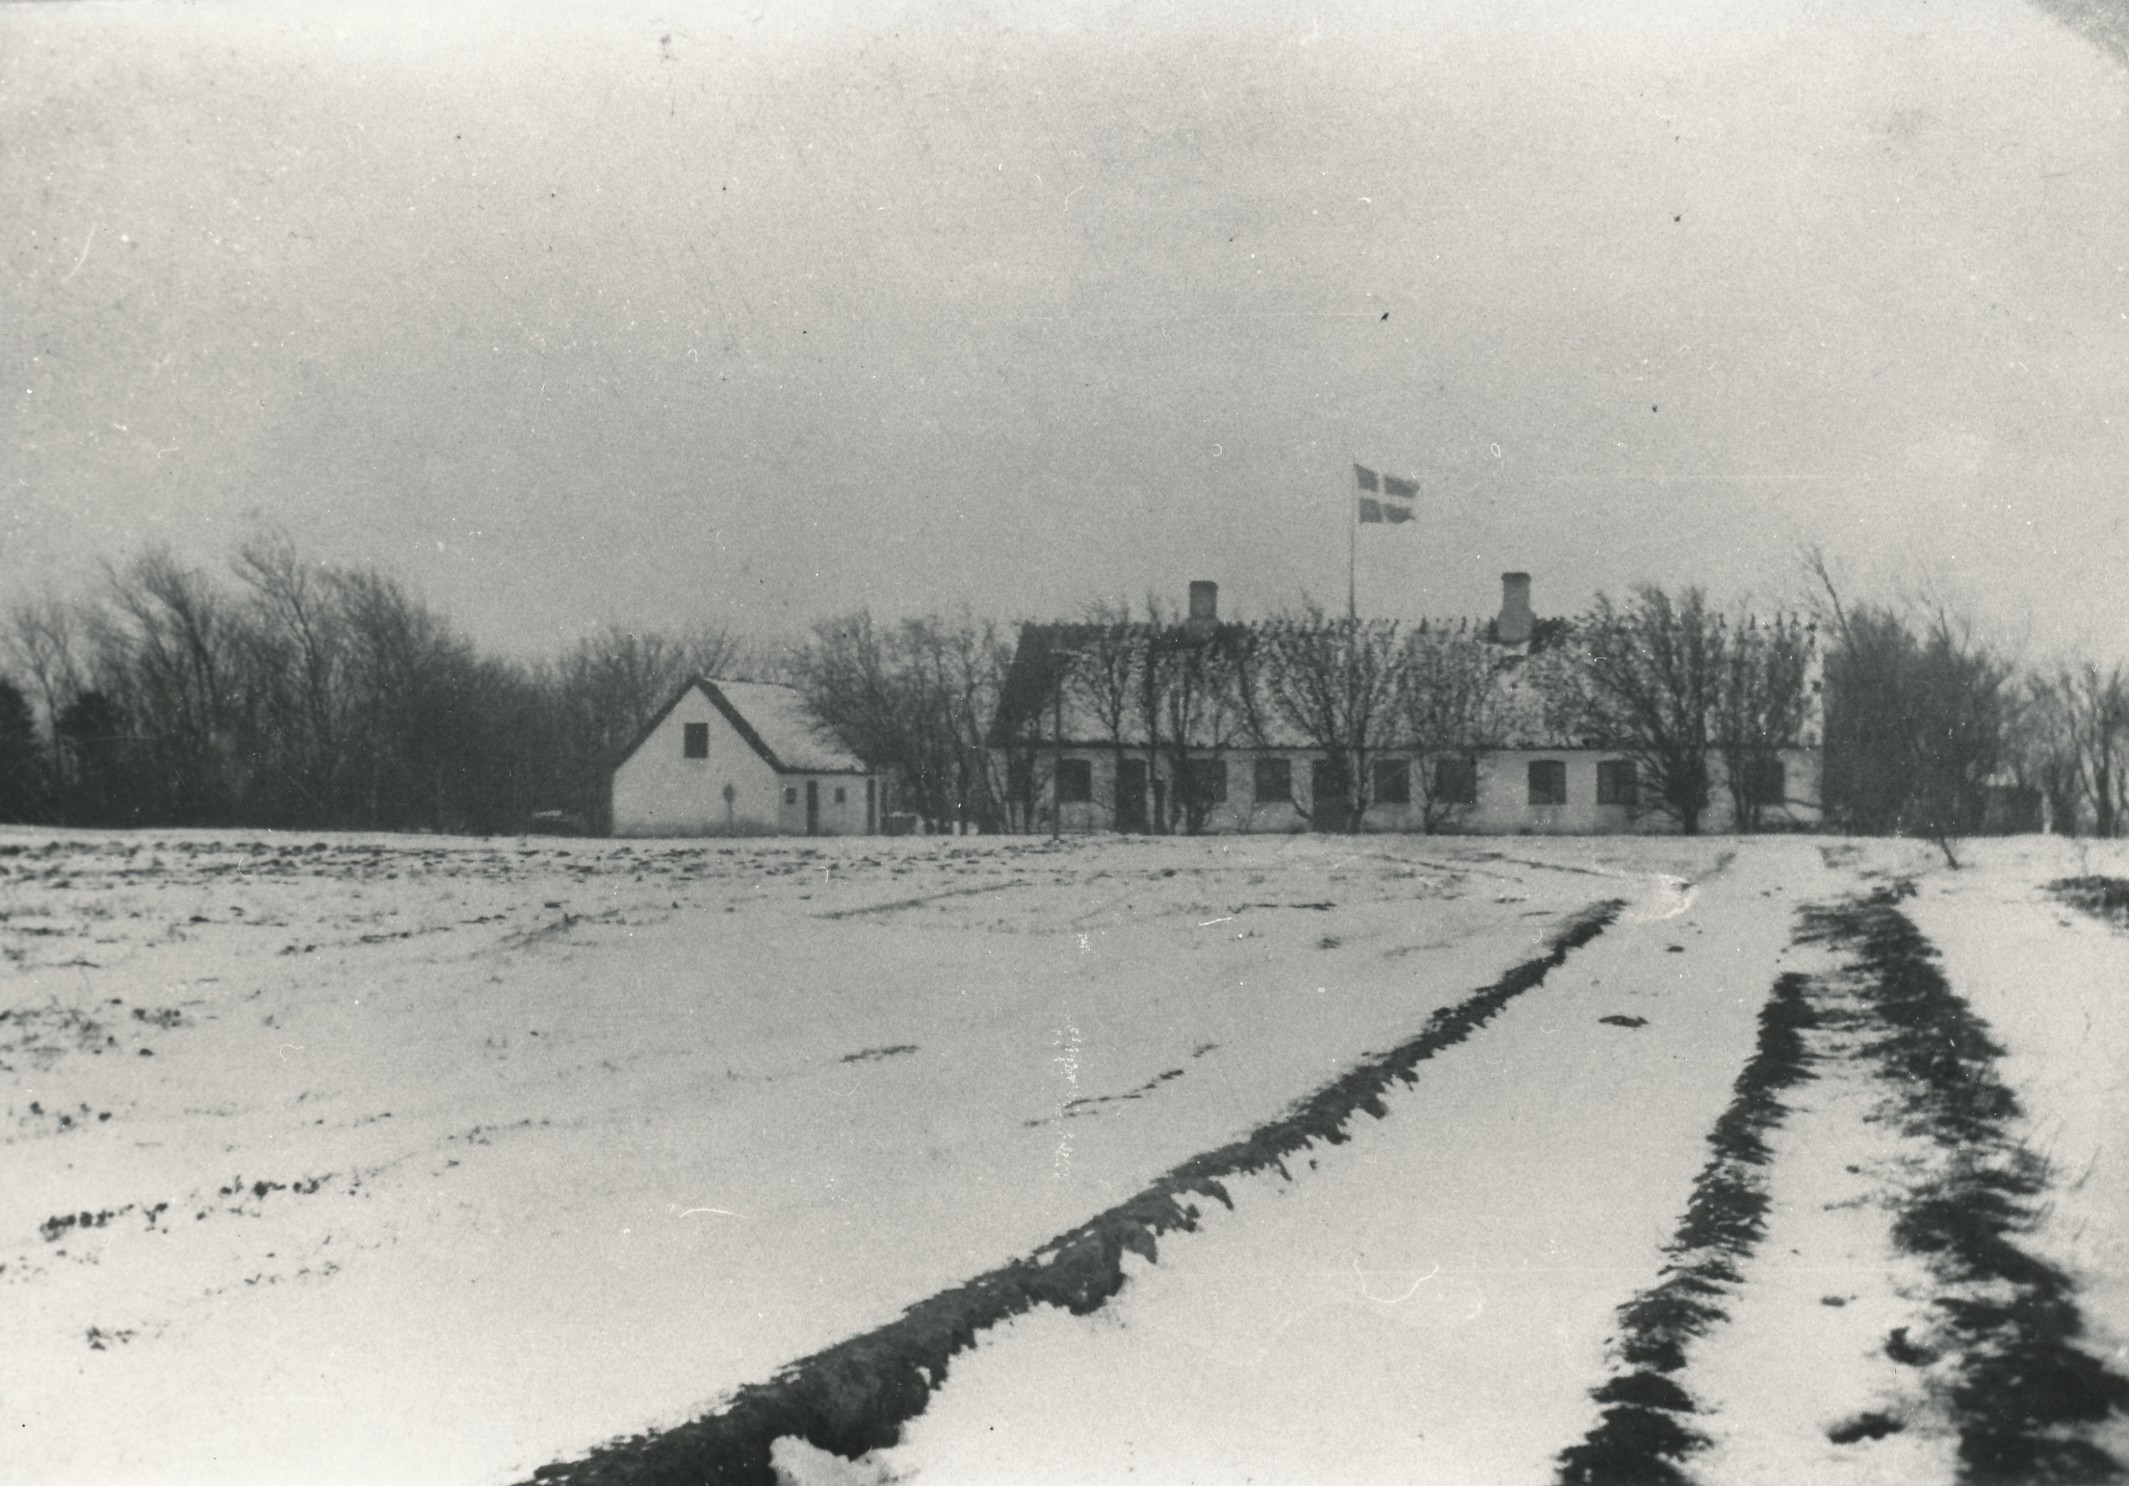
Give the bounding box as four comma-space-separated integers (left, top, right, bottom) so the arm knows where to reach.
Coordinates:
815, 880, 1035, 920
1567, 886, 2129, 1483
1049, 1066, 1186, 1121
1828, 1410, 1906, 1444
1799, 889, 2129, 1482
2048, 875, 2129, 931
518, 897, 1626, 1486
1558, 970, 1820, 1485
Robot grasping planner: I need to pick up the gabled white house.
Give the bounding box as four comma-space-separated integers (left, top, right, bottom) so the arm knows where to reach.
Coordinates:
610, 677, 878, 837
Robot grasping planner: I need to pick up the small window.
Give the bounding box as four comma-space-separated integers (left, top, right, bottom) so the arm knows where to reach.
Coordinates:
834, 786, 847, 804
1056, 757, 1093, 803
784, 786, 799, 805
1374, 758, 1410, 805
1179, 758, 1228, 805
1745, 757, 1785, 807
1597, 759, 1637, 807
1528, 759, 1567, 806
682, 722, 709, 759
1253, 757, 1292, 802
1433, 756, 1477, 805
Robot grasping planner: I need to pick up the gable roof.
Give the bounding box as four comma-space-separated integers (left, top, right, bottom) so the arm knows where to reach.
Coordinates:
617, 677, 869, 776
989, 616, 1822, 753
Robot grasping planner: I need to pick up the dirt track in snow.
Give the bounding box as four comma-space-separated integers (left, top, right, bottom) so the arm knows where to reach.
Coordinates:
5, 832, 2128, 1485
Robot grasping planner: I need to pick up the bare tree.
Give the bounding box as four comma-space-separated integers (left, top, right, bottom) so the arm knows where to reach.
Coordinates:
1397, 621, 1503, 832
1811, 552, 2017, 860
545, 621, 753, 829
1102, 595, 1250, 835
55, 689, 134, 826
1905, 607, 2016, 865
232, 531, 356, 825
1059, 602, 1141, 829
1579, 586, 1723, 834
2053, 662, 2128, 837
3, 593, 84, 747
1714, 612, 1815, 832
795, 608, 1011, 832
1242, 604, 1405, 832
0, 677, 45, 823
90, 548, 245, 823
2017, 672, 2089, 835
333, 567, 482, 829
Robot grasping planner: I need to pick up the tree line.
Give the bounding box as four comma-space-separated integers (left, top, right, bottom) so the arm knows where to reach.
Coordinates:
1, 537, 2121, 849
0, 535, 759, 834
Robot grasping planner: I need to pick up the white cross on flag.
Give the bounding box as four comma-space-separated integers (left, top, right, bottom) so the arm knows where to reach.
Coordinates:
1355, 465, 1416, 523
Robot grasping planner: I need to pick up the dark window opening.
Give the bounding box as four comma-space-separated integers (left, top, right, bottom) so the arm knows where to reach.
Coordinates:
1253, 757, 1292, 802
1374, 758, 1410, 805
1745, 757, 1786, 807
1056, 757, 1093, 803
1179, 758, 1228, 805
1433, 756, 1477, 804
784, 786, 799, 805
1597, 759, 1637, 806
1528, 759, 1568, 805
1311, 758, 1354, 833
682, 722, 709, 759
834, 786, 847, 804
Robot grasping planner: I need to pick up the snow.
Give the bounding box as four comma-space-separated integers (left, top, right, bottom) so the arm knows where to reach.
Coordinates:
5, 829, 2125, 1485
1680, 930, 1960, 1484
1905, 838, 2129, 1468
0, 830, 1618, 1484
870, 841, 1827, 1484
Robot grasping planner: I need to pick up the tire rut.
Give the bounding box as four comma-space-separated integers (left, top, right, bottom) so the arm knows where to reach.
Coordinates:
518, 897, 1627, 1486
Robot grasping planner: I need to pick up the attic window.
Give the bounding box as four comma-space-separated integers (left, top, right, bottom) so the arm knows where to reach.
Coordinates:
682, 723, 709, 759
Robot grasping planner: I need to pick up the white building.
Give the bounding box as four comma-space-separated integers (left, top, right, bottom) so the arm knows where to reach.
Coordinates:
610, 677, 878, 837
988, 576, 1824, 837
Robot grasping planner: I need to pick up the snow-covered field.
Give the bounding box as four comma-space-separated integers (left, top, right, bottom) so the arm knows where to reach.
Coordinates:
3, 829, 2125, 1484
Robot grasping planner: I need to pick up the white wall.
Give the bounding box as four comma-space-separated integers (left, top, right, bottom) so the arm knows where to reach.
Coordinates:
1040, 745, 1823, 836
771, 775, 874, 836
611, 688, 786, 837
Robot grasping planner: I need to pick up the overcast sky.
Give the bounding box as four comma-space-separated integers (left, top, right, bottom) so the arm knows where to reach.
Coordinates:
5, 0, 2127, 662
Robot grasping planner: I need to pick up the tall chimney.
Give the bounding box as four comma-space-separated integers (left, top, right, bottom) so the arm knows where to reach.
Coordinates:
1187, 580, 1218, 626
1497, 572, 1533, 645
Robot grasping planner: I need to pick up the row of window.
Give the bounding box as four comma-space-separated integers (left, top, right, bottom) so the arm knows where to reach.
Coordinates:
1056, 756, 1785, 809
685, 727, 855, 808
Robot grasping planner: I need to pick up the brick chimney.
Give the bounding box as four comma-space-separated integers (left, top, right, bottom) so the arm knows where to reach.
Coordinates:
1187, 580, 1218, 629
1497, 572, 1533, 645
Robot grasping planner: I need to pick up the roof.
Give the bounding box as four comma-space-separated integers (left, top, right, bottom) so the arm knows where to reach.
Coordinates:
988, 617, 1574, 750
617, 677, 870, 776
989, 616, 1822, 753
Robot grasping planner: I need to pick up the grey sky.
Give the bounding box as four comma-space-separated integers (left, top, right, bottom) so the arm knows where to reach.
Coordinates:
5, 0, 2127, 661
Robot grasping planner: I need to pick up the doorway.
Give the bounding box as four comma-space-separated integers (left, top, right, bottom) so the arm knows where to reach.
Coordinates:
1311, 758, 1352, 833
1115, 758, 1149, 832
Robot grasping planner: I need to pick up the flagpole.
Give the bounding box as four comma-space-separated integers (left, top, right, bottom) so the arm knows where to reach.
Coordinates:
1347, 464, 1358, 623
